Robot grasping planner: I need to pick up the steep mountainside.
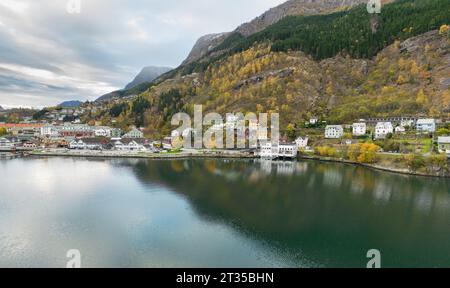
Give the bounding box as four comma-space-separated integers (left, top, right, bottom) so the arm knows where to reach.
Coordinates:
86, 0, 450, 137
236, 0, 369, 36
182, 0, 392, 65
182, 33, 230, 65
125, 66, 172, 90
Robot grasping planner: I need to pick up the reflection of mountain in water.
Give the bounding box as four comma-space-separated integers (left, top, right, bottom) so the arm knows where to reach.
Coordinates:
115, 158, 450, 268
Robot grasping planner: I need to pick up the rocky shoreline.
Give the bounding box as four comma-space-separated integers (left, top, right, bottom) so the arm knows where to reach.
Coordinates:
298, 155, 450, 179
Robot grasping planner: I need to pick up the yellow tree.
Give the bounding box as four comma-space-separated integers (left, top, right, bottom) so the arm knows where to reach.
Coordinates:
416, 89, 428, 106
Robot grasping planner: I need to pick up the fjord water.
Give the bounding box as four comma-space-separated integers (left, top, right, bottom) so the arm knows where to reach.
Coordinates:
0, 157, 449, 268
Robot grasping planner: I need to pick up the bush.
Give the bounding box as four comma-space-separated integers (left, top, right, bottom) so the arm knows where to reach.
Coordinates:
346, 143, 380, 164
403, 154, 426, 172
315, 146, 337, 158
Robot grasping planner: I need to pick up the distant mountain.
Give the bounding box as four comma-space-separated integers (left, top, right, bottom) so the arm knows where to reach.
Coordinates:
97, 66, 172, 102
125, 66, 172, 90
0, 105, 4, 111
58, 100, 83, 108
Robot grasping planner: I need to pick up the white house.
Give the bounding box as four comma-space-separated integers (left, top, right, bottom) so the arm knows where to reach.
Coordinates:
0, 137, 14, 150
416, 119, 436, 133
69, 138, 104, 150
94, 127, 112, 137
123, 127, 144, 138
40, 125, 60, 138
395, 126, 406, 134
295, 137, 309, 149
437, 137, 450, 155
325, 125, 344, 139
352, 123, 367, 136
309, 118, 319, 125
375, 122, 394, 139
69, 140, 86, 149
114, 139, 146, 151
401, 119, 415, 128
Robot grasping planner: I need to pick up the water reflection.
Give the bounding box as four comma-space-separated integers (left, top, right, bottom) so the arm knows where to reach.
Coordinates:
121, 158, 450, 268
0, 157, 449, 268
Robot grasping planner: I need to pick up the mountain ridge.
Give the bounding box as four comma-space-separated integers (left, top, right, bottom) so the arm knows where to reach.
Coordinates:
97, 66, 172, 102
182, 0, 378, 65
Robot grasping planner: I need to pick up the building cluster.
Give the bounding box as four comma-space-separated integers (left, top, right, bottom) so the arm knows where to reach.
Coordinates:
0, 122, 167, 153
324, 118, 442, 140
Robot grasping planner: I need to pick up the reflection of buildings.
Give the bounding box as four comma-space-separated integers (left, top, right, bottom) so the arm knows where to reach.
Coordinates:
323, 168, 343, 187
374, 180, 392, 203
258, 159, 298, 176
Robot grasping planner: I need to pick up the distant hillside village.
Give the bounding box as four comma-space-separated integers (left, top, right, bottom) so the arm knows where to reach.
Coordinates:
1, 105, 450, 158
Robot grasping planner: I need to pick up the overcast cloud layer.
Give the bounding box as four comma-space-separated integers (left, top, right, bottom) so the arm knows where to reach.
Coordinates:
0, 0, 285, 108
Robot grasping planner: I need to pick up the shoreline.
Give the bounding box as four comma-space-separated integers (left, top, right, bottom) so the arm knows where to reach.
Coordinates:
298, 155, 450, 179
29, 150, 256, 160
22, 150, 450, 179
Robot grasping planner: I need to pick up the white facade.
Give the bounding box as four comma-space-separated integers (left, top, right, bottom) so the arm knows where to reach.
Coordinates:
325, 125, 344, 139
309, 118, 319, 125
114, 140, 146, 151
375, 122, 394, 139
401, 119, 415, 128
395, 126, 406, 134
40, 125, 60, 137
260, 142, 297, 159
69, 140, 102, 150
0, 137, 14, 149
123, 127, 144, 138
352, 123, 367, 136
94, 127, 112, 137
295, 137, 309, 149
438, 137, 450, 155
416, 119, 436, 133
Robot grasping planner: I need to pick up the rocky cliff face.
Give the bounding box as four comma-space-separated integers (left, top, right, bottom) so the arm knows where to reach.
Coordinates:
182, 0, 372, 64
182, 33, 230, 65
236, 0, 368, 36
125, 66, 172, 90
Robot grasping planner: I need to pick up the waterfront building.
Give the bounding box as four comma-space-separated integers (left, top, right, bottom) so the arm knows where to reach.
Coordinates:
114, 138, 148, 151
0, 137, 14, 150
375, 122, 394, 139
69, 138, 110, 150
325, 125, 344, 139
260, 142, 297, 159
416, 119, 436, 133
352, 123, 367, 136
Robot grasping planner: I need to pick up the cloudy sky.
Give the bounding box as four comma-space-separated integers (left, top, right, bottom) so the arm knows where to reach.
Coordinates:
0, 0, 285, 108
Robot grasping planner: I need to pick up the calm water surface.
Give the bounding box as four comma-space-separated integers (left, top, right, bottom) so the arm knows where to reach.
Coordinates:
0, 157, 449, 268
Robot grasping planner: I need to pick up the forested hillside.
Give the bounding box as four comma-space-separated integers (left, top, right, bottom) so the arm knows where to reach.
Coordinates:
84, 0, 450, 137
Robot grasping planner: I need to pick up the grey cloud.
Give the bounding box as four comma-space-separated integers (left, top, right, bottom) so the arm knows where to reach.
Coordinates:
0, 0, 284, 108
